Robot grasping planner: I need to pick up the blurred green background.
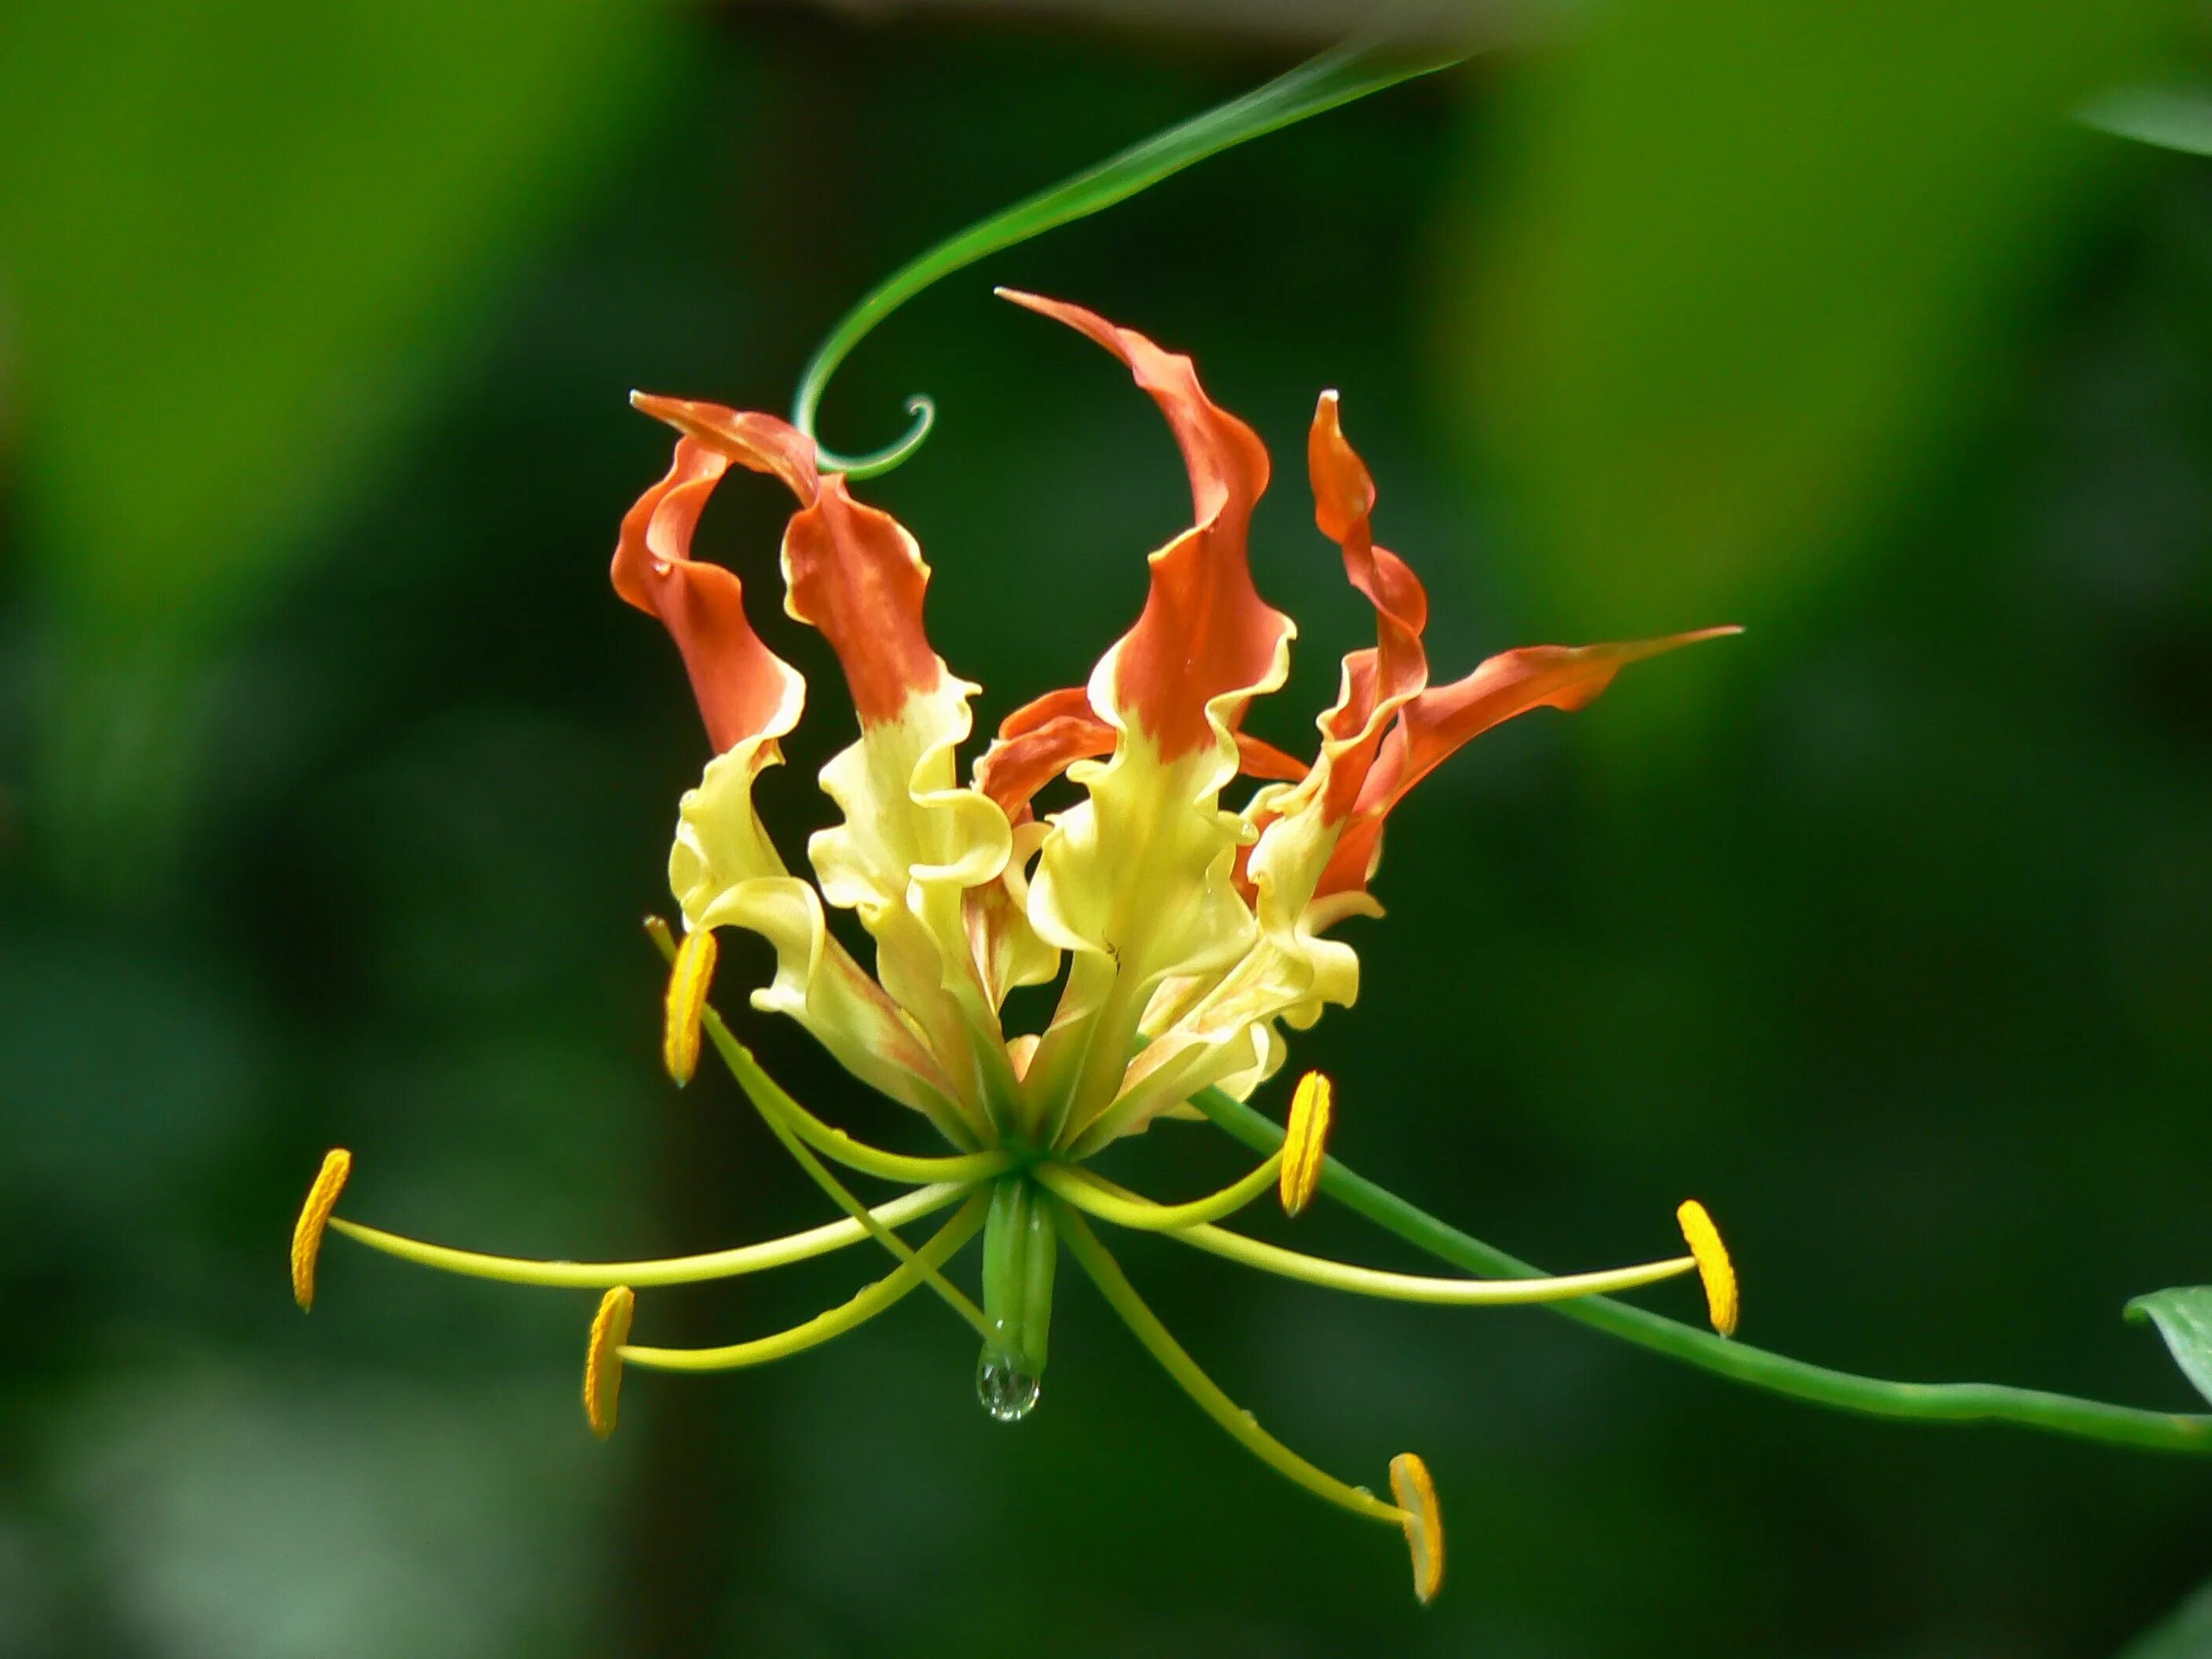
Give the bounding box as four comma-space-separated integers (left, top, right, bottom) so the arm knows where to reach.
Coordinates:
3, 2, 2210, 1654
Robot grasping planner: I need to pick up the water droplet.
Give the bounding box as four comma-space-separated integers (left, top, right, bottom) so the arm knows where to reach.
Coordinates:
976, 1347, 1041, 1423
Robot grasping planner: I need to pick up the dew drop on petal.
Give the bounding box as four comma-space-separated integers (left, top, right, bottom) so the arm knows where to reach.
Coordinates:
976, 1347, 1041, 1423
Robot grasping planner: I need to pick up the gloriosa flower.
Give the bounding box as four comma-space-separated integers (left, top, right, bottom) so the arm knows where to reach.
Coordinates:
294, 292, 1739, 1602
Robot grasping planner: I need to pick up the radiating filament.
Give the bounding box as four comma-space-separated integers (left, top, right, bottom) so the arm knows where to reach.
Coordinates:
1058, 1170, 1697, 1306
622, 1192, 990, 1372
1030, 1155, 1280, 1232
1166, 1218, 1698, 1306
1047, 1195, 1403, 1525
323, 1181, 972, 1289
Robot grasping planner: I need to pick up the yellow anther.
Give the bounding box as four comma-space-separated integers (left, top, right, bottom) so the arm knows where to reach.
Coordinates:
584, 1286, 636, 1438
1389, 1451, 1445, 1605
291, 1148, 352, 1311
1279, 1071, 1333, 1218
1676, 1199, 1738, 1337
662, 926, 718, 1087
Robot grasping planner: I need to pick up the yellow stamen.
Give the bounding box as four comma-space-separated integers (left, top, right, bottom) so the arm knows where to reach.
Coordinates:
584, 1286, 636, 1437
1676, 1199, 1738, 1337
663, 927, 718, 1087
291, 1148, 352, 1311
1279, 1071, 1334, 1218
1389, 1451, 1445, 1604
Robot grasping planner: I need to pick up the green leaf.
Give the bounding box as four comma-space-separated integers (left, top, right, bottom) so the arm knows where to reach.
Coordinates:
0, 1, 672, 642
1443, 0, 2176, 638
2126, 1287, 2212, 1407
2080, 83, 2212, 156
0, 2, 674, 891
2112, 1578, 2212, 1659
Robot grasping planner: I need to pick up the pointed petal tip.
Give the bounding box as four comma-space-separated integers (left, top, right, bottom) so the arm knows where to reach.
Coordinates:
1650, 622, 1745, 660
1615, 621, 1745, 666
993, 288, 1123, 354
627, 390, 704, 433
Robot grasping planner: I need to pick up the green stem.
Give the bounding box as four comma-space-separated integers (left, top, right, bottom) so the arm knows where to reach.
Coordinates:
792, 37, 1463, 477
1194, 1088, 2212, 1455
1048, 1194, 1404, 1525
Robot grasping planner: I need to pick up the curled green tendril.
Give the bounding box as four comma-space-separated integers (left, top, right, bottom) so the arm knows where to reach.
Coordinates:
791, 36, 1465, 478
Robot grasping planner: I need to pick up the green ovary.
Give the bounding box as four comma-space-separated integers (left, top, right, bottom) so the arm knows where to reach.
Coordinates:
976, 1174, 1057, 1421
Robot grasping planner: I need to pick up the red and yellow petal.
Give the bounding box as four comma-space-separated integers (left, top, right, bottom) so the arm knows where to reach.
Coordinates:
1304, 391, 1431, 823
672, 738, 972, 1140
976, 686, 1304, 822
632, 391, 1035, 1119
610, 434, 805, 756
1313, 627, 1739, 901
991, 293, 1302, 1138
628, 393, 818, 500
781, 475, 946, 727
997, 290, 1292, 764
